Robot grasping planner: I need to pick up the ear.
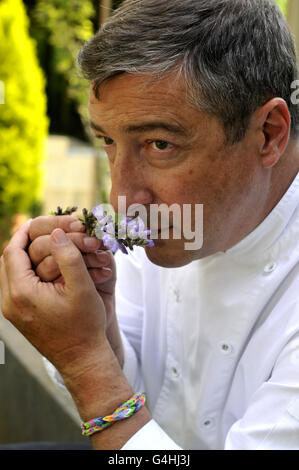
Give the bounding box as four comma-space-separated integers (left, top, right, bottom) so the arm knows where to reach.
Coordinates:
256, 98, 291, 169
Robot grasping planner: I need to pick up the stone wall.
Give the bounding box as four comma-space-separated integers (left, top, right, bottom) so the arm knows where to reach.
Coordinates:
0, 306, 85, 444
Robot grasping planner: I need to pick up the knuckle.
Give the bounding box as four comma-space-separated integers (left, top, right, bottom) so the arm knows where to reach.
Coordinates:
10, 287, 27, 307
29, 216, 46, 241
67, 232, 84, 246
2, 245, 11, 260
57, 215, 77, 231
68, 232, 91, 252
44, 254, 58, 271
28, 237, 48, 264
37, 256, 60, 281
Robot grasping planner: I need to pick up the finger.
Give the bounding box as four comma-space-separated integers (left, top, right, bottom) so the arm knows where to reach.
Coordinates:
29, 215, 85, 242
84, 251, 111, 268
32, 245, 110, 283
36, 251, 112, 283
89, 267, 112, 284
50, 228, 95, 293
51, 268, 113, 287
4, 219, 36, 288
36, 255, 60, 282
28, 234, 52, 266
29, 233, 103, 266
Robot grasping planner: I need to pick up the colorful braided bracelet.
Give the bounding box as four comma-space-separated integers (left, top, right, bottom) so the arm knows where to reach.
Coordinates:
81, 392, 146, 437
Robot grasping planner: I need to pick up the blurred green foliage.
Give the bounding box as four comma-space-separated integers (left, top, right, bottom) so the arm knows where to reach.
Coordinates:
0, 0, 48, 243
275, 0, 289, 15
23, 0, 125, 140
29, 0, 95, 138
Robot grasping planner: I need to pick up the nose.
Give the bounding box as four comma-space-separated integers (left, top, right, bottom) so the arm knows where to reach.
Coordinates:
109, 151, 154, 215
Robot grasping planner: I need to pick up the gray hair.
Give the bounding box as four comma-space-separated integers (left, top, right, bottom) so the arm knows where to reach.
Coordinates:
78, 0, 299, 144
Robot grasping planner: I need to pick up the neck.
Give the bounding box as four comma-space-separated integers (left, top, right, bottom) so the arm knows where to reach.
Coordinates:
263, 137, 299, 219
222, 136, 299, 254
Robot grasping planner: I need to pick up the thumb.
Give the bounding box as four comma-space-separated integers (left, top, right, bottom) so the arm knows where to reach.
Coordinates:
50, 228, 94, 292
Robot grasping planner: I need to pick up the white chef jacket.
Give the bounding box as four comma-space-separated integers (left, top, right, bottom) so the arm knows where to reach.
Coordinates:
115, 171, 299, 450
45, 171, 299, 450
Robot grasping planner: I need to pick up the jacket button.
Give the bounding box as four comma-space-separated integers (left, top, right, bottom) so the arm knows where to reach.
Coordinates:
264, 262, 277, 274
219, 342, 233, 355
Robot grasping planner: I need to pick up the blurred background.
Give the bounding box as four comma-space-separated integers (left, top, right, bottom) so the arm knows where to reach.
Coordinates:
0, 0, 298, 252
0, 0, 298, 446
0, 0, 124, 252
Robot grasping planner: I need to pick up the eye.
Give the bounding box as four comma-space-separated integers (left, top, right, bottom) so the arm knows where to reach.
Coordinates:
96, 135, 115, 146
151, 140, 173, 151
103, 136, 114, 146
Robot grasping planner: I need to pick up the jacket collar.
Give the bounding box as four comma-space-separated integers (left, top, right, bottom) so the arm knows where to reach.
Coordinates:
224, 171, 299, 261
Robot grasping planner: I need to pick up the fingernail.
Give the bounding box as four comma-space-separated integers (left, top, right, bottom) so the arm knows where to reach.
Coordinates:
102, 267, 112, 278
70, 221, 84, 231
52, 229, 68, 245
83, 237, 99, 249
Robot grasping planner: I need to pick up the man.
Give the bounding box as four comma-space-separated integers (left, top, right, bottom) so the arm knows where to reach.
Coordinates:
1, 0, 299, 450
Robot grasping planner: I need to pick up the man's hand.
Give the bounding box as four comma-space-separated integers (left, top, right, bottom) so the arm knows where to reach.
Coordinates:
0, 219, 151, 449
28, 216, 116, 322
28, 215, 123, 367
0, 219, 108, 378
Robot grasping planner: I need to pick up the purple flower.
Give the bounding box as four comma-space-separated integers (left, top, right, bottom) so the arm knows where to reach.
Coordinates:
101, 235, 129, 254
105, 222, 115, 236
117, 241, 129, 255
92, 205, 105, 220
93, 205, 154, 254
102, 234, 119, 253
92, 205, 112, 227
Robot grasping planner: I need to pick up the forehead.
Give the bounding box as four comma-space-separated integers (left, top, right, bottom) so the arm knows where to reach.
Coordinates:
89, 72, 187, 106
88, 73, 207, 132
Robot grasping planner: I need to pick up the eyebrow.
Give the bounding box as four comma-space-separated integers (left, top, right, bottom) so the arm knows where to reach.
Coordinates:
89, 120, 188, 137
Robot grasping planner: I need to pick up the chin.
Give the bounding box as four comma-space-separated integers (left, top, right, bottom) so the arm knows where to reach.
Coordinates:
144, 242, 196, 268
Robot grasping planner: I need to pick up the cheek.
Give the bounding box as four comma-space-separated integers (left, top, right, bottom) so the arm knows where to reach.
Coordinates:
154, 175, 190, 205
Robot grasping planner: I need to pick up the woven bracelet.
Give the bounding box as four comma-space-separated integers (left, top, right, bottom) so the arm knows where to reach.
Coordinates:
81, 392, 146, 437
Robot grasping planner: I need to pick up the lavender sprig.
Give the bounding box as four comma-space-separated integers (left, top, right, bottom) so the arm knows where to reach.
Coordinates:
51, 205, 154, 255
50, 206, 78, 216
78, 208, 98, 237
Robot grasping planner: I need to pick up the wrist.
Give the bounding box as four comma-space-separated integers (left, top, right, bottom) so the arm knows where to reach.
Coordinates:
61, 337, 131, 422
60, 336, 151, 450
105, 311, 124, 369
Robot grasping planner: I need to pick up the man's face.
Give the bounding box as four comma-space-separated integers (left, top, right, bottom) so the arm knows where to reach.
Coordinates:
89, 73, 265, 267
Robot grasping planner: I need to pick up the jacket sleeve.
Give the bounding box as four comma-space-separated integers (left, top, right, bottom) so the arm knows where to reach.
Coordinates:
116, 249, 183, 450
114, 248, 145, 392
121, 419, 183, 450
